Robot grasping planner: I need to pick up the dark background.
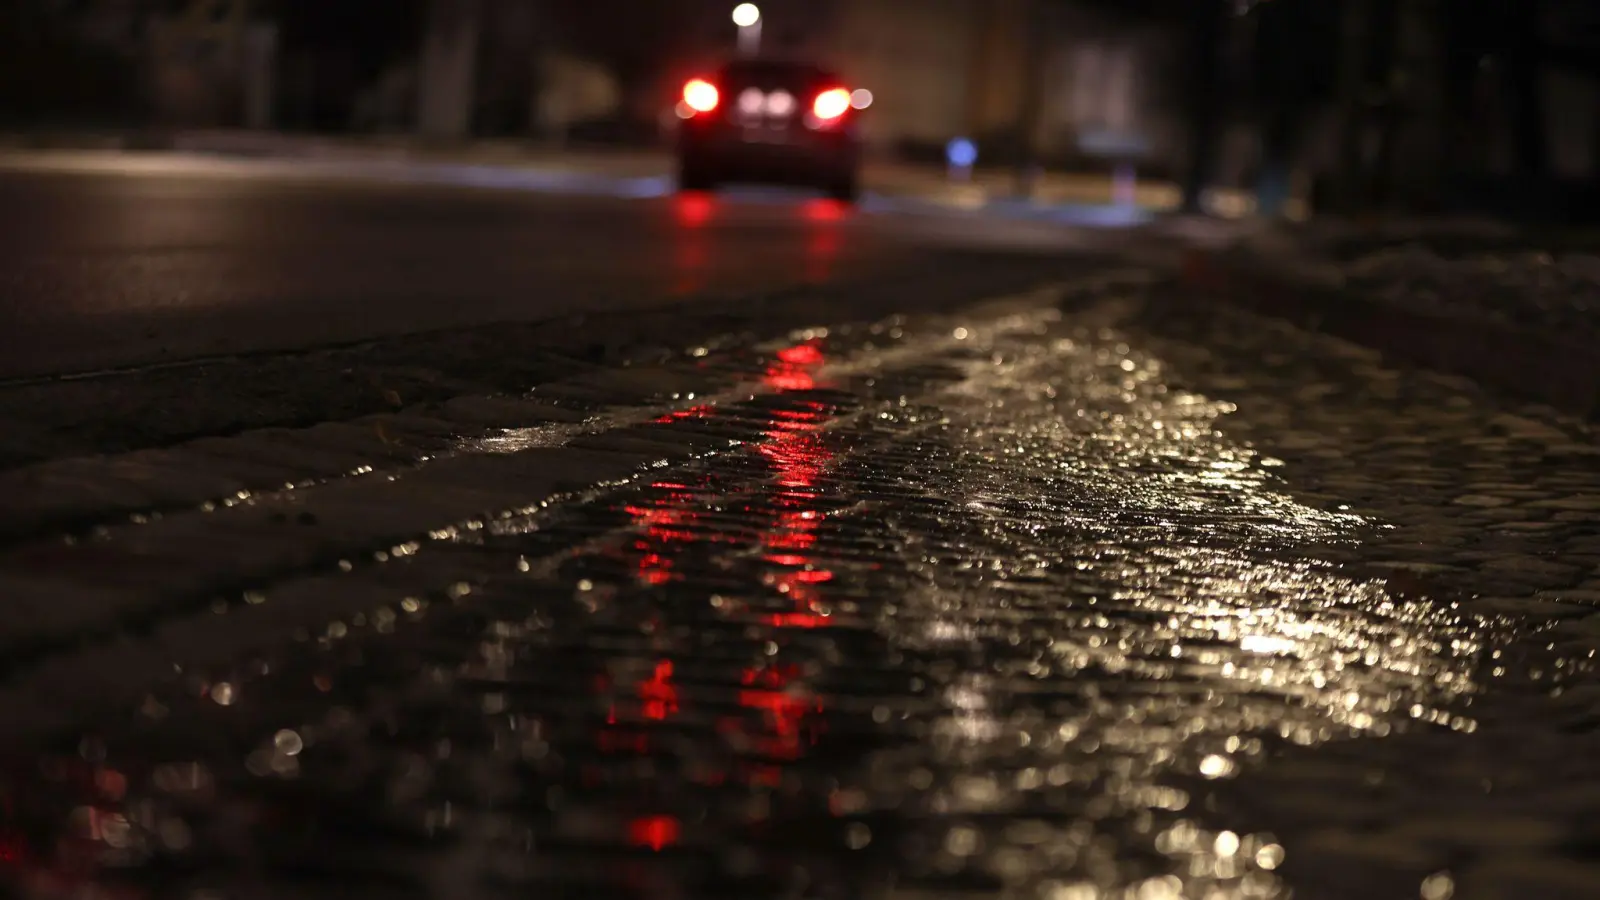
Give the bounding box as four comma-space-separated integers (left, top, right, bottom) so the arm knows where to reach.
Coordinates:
3, 0, 1598, 220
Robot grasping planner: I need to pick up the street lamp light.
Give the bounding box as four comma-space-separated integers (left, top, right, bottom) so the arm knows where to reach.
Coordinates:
732, 3, 761, 56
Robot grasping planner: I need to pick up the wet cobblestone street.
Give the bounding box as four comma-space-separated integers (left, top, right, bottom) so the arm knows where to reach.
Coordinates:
3, 276, 1599, 900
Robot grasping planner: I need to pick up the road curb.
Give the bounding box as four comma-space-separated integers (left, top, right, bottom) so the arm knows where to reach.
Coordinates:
1176, 249, 1600, 423
0, 131, 1205, 212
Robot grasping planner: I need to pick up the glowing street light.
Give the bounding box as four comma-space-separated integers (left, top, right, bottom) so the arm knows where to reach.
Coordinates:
732, 3, 760, 26
732, 4, 762, 55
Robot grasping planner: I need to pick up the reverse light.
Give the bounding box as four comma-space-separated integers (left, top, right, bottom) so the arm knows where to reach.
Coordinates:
683, 79, 719, 114
812, 87, 851, 120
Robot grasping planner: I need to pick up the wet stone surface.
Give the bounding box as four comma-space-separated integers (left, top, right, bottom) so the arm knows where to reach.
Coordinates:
1227, 223, 1600, 346
1339, 248, 1600, 343
1127, 292, 1600, 900
2, 280, 1599, 900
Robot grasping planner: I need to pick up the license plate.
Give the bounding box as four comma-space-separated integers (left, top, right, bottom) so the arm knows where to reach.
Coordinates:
741, 125, 791, 144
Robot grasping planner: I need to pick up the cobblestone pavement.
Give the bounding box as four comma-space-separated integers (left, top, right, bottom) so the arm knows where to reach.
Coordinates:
2, 272, 1599, 900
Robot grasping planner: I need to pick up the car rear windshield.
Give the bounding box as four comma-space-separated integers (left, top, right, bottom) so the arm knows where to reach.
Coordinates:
716, 60, 841, 93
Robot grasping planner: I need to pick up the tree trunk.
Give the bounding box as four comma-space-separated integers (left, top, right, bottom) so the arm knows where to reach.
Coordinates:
1366, 0, 1403, 208
416, 0, 482, 140
1012, 0, 1049, 200
1180, 0, 1227, 214
1438, 3, 1479, 180
1333, 0, 1373, 214
1593, 80, 1600, 177
1506, 0, 1548, 177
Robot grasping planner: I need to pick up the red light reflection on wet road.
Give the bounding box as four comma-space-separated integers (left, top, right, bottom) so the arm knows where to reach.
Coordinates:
654, 404, 714, 425
801, 199, 849, 224
670, 193, 715, 295
598, 658, 681, 728
627, 814, 681, 851
776, 342, 825, 366
674, 192, 716, 228
801, 199, 847, 282
754, 345, 837, 628
639, 660, 680, 721
621, 338, 834, 594
625, 481, 707, 586
764, 338, 824, 392
0, 760, 149, 900
733, 663, 826, 761
591, 336, 838, 837
668, 193, 856, 297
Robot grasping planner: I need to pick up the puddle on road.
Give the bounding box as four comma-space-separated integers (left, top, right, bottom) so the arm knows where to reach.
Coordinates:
1, 306, 1503, 899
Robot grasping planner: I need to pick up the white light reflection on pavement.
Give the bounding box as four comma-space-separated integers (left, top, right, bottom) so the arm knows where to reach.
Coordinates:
864, 311, 1482, 897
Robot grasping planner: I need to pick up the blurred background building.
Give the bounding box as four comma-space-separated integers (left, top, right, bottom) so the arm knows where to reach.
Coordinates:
0, 0, 1198, 164
3, 0, 1598, 220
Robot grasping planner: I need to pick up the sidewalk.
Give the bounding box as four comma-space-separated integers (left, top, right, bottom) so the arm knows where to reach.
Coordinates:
1, 127, 1242, 214
1175, 216, 1600, 421
171, 129, 1206, 210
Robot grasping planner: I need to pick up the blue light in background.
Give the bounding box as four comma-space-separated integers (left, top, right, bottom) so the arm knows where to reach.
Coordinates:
945, 138, 978, 169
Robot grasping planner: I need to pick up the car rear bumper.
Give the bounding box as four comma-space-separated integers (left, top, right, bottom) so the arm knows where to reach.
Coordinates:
678, 125, 859, 182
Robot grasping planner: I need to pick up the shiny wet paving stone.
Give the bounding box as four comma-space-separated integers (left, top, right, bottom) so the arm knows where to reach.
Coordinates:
2, 281, 1599, 900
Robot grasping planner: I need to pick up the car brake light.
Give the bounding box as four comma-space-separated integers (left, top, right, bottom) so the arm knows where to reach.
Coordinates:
812, 88, 851, 120
683, 79, 719, 114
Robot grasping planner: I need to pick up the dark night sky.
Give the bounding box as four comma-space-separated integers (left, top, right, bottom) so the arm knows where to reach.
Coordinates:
271, 0, 424, 75
252, 0, 1338, 96
264, 0, 1185, 59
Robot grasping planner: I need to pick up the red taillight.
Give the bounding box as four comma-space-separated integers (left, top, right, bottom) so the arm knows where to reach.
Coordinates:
683, 79, 719, 114
812, 87, 851, 120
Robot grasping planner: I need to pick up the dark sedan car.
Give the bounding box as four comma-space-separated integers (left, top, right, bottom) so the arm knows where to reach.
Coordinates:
675, 58, 865, 202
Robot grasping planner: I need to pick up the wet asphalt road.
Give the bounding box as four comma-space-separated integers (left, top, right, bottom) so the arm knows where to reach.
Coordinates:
3, 157, 1600, 900
0, 157, 1086, 380
1, 272, 1599, 899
